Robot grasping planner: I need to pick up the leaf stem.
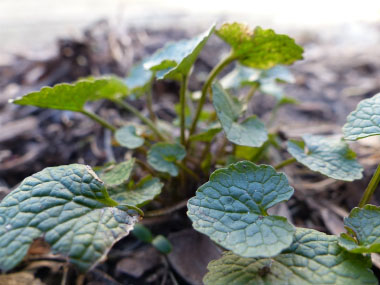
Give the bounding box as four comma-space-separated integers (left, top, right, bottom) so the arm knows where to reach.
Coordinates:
80, 109, 116, 132
189, 52, 237, 137
359, 164, 380, 207
179, 74, 189, 146
146, 78, 157, 122
113, 99, 168, 141
176, 162, 199, 181
274, 157, 296, 170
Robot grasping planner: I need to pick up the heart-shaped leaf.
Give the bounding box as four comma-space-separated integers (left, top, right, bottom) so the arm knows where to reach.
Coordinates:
0, 164, 139, 272
115, 126, 145, 149
212, 83, 268, 147
98, 159, 135, 187
187, 161, 295, 258
144, 25, 215, 80
124, 60, 153, 97
108, 176, 163, 207
147, 143, 186, 176
343, 93, 380, 140
10, 77, 128, 112
339, 205, 380, 253
287, 134, 363, 181
216, 23, 303, 69
204, 228, 376, 285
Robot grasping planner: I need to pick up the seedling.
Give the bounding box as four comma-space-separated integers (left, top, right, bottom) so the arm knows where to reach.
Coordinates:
2, 22, 380, 283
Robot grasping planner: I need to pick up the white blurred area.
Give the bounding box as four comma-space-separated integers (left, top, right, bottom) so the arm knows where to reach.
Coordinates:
1, 0, 380, 57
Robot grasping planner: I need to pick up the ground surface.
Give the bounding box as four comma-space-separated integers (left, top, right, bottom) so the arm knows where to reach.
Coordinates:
1, 19, 380, 284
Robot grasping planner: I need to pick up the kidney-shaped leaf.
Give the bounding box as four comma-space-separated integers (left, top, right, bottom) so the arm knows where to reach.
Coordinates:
0, 164, 139, 272
144, 25, 215, 80
216, 23, 303, 69
10, 77, 128, 112
147, 143, 186, 176
204, 228, 376, 285
124, 60, 153, 97
99, 159, 135, 187
339, 205, 380, 253
287, 134, 363, 181
187, 161, 295, 258
343, 93, 380, 140
213, 83, 268, 147
115, 126, 145, 149
108, 176, 163, 207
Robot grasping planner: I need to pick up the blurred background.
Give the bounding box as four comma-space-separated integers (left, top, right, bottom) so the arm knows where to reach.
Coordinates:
1, 0, 380, 60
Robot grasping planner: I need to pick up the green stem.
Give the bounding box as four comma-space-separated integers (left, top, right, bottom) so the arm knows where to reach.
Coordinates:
179, 74, 189, 146
189, 52, 237, 137
274, 157, 296, 170
146, 78, 157, 122
243, 84, 259, 107
80, 109, 116, 132
359, 164, 380, 207
113, 99, 168, 141
176, 162, 199, 181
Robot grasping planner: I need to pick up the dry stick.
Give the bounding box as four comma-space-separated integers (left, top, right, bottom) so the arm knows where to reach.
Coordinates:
188, 52, 237, 140
274, 157, 297, 170
80, 109, 116, 132
359, 164, 380, 207
144, 199, 188, 217
113, 98, 168, 141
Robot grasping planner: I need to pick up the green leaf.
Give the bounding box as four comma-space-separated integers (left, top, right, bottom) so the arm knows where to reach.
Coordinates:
132, 224, 153, 243
152, 235, 172, 254
221, 64, 261, 89
124, 60, 153, 97
339, 205, 380, 253
212, 83, 268, 147
287, 134, 363, 181
343, 93, 380, 140
147, 143, 186, 176
144, 25, 215, 80
115, 126, 145, 149
221, 64, 295, 100
187, 161, 295, 258
0, 164, 139, 272
216, 23, 303, 69
99, 159, 135, 187
204, 228, 376, 285
108, 176, 163, 207
10, 77, 128, 112
189, 127, 222, 142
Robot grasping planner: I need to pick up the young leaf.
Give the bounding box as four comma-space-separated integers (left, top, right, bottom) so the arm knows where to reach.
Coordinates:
152, 235, 172, 254
144, 25, 215, 80
124, 60, 153, 97
108, 177, 163, 207
187, 161, 295, 258
343, 93, 380, 140
147, 143, 186, 176
216, 23, 303, 69
10, 77, 128, 112
287, 134, 363, 181
115, 126, 145, 149
99, 159, 135, 187
0, 164, 139, 272
203, 228, 376, 285
212, 83, 268, 147
188, 127, 222, 143
339, 205, 380, 253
